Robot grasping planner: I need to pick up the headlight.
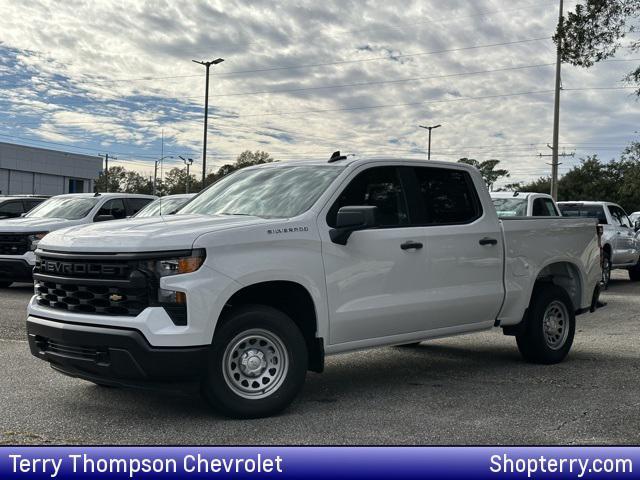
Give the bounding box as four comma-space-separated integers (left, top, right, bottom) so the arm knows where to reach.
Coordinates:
145, 249, 206, 278
28, 232, 48, 251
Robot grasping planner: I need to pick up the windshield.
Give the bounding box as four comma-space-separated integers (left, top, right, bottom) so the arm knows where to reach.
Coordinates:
179, 165, 344, 218
492, 197, 528, 217
25, 197, 99, 220
135, 197, 191, 217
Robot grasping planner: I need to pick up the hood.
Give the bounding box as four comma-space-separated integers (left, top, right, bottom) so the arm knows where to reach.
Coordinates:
0, 217, 78, 233
39, 214, 271, 252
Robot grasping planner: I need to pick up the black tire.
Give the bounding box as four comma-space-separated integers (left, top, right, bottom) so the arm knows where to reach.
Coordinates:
0, 282, 12, 288
602, 252, 612, 289
629, 263, 640, 281
516, 284, 575, 364
395, 342, 423, 348
201, 305, 308, 419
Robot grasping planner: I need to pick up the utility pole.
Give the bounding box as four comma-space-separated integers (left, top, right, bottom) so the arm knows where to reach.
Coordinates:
154, 155, 173, 196
192, 57, 224, 189
550, 0, 564, 200
539, 144, 574, 184
419, 124, 442, 160
99, 153, 116, 192
180, 156, 194, 194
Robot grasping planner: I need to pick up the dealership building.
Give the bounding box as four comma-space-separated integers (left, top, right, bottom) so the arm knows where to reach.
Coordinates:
0, 142, 103, 195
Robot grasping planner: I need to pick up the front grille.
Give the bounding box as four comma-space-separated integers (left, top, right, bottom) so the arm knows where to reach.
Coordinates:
0, 234, 29, 255
35, 280, 149, 316
34, 336, 108, 362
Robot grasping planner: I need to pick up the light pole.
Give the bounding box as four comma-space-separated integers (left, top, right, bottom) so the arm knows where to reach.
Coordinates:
192, 57, 224, 189
154, 155, 173, 196
179, 156, 194, 194
419, 124, 441, 160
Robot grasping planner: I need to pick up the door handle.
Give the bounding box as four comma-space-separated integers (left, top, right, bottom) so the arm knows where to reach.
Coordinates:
401, 241, 423, 250
479, 237, 498, 246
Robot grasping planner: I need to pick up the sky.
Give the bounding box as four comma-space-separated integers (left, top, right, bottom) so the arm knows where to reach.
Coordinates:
0, 0, 638, 187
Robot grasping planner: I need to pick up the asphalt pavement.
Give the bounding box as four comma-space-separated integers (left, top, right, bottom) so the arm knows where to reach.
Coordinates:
0, 273, 638, 445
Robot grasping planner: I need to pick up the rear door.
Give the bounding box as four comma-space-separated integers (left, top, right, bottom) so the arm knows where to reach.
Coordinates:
408, 165, 504, 330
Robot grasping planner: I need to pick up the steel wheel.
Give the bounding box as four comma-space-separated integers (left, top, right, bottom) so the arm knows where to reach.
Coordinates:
222, 328, 289, 400
542, 300, 570, 350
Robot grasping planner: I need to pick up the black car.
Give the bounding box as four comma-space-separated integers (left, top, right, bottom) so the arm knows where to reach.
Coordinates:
0, 195, 49, 219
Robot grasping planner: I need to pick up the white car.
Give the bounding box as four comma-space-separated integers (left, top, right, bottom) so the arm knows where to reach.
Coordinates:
27, 158, 602, 418
0, 193, 154, 287
134, 194, 195, 217
491, 192, 560, 217
558, 201, 640, 285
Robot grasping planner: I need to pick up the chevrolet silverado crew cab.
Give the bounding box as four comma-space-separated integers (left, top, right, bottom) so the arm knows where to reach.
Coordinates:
557, 201, 640, 286
0, 193, 154, 287
27, 158, 602, 418
491, 192, 560, 218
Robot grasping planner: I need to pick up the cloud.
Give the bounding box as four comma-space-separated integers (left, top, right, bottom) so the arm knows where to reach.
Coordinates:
0, 0, 637, 185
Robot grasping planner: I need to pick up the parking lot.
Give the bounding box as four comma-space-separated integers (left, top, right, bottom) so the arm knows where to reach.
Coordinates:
0, 272, 638, 445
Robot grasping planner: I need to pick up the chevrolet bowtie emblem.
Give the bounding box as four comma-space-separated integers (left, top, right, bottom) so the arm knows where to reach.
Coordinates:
109, 294, 123, 302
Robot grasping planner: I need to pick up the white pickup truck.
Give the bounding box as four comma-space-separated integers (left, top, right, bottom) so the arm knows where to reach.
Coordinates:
0, 193, 154, 287
26, 158, 602, 418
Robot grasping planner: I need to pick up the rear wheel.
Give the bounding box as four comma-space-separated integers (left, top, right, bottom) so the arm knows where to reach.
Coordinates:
516, 284, 575, 364
602, 252, 612, 289
0, 282, 12, 288
202, 305, 307, 418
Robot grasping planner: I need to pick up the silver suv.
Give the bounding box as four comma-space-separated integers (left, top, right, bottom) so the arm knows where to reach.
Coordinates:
558, 201, 640, 286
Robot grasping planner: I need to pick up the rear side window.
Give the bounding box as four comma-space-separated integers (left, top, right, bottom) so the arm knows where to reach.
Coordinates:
558, 204, 607, 224
0, 200, 24, 217
126, 198, 153, 216
96, 198, 127, 220
327, 166, 409, 228
413, 167, 481, 225
532, 198, 559, 216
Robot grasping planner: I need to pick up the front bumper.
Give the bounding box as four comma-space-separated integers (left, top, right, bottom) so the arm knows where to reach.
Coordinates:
0, 258, 34, 282
27, 316, 209, 387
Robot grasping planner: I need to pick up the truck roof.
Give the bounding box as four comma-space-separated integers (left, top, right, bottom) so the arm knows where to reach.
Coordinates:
557, 201, 619, 207
245, 157, 476, 171
51, 193, 156, 199
491, 192, 552, 199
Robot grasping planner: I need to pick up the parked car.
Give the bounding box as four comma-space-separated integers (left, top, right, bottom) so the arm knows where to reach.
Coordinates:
491, 192, 561, 217
557, 201, 640, 285
630, 211, 640, 227
27, 158, 602, 418
0, 195, 49, 219
0, 193, 154, 287
134, 194, 195, 217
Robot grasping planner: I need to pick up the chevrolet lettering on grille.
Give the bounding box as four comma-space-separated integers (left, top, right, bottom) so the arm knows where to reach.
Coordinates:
41, 260, 127, 277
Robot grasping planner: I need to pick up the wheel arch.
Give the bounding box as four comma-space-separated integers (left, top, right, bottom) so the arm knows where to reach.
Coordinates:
216, 280, 324, 372
532, 261, 583, 312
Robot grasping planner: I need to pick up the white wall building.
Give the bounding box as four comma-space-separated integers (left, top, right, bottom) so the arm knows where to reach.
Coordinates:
0, 142, 102, 195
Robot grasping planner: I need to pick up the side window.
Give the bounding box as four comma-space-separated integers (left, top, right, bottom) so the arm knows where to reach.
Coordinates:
327, 167, 409, 228
126, 198, 153, 216
95, 198, 126, 220
532, 198, 558, 216
609, 206, 631, 228
413, 167, 481, 225
0, 201, 24, 217
24, 199, 43, 211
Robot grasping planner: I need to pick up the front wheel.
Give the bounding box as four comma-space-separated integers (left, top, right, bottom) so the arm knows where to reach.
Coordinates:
516, 284, 575, 364
201, 305, 308, 418
629, 262, 640, 281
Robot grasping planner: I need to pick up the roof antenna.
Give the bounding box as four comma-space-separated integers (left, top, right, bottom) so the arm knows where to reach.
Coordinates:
328, 151, 347, 163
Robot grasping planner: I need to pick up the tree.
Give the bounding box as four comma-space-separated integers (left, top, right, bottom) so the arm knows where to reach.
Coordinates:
203, 150, 275, 187
94, 166, 153, 194
555, 0, 640, 95
163, 167, 200, 195
457, 158, 510, 190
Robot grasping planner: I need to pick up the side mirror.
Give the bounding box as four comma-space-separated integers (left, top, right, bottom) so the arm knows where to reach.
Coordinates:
94, 214, 115, 222
329, 206, 378, 245
20, 213, 27, 217
634, 220, 640, 232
